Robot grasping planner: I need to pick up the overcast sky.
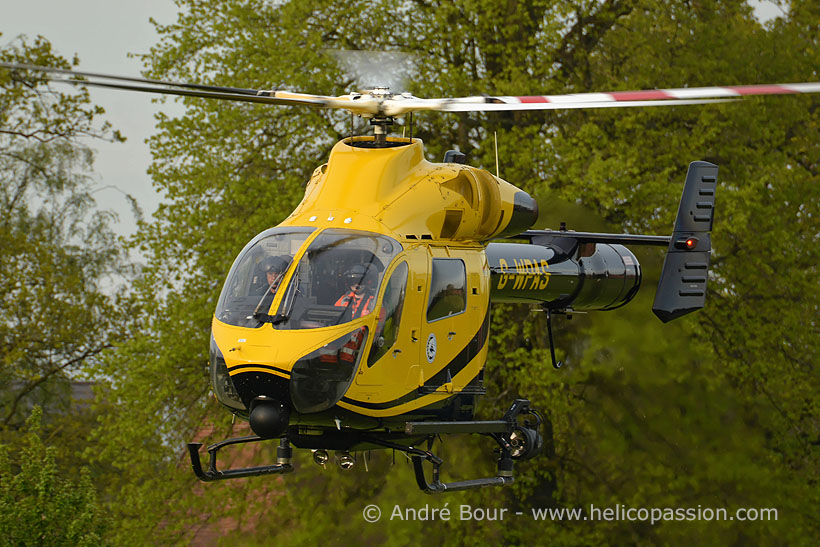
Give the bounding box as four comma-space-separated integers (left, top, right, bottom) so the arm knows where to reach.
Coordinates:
1, 0, 785, 239
1, 0, 180, 238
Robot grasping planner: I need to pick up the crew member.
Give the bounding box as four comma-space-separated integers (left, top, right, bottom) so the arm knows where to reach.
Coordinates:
334, 264, 378, 319
318, 264, 379, 365
254, 255, 291, 315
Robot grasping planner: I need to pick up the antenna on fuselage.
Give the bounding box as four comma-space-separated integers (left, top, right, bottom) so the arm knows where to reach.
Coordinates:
494, 131, 500, 177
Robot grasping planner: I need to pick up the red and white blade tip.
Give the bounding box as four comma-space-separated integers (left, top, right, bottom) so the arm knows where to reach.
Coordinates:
491, 82, 820, 105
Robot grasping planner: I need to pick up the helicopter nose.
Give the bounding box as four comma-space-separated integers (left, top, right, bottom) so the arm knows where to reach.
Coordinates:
249, 397, 290, 439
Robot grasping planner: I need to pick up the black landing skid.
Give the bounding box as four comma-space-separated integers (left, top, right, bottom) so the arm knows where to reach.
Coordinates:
186, 398, 542, 493
386, 398, 542, 494
187, 436, 293, 481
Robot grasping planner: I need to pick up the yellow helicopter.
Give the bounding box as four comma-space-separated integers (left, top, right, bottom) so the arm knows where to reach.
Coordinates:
4, 61, 819, 493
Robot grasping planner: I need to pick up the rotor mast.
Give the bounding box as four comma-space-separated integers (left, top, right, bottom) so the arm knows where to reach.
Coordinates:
367, 87, 395, 146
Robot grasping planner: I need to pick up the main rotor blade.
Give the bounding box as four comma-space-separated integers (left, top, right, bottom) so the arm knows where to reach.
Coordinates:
493, 82, 820, 103
383, 97, 736, 115
414, 82, 820, 113
57, 78, 330, 107
0, 61, 261, 96
4, 61, 818, 117
380, 81, 820, 115
0, 61, 355, 109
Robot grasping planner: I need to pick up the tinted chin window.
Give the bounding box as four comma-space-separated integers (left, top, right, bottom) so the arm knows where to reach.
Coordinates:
290, 326, 368, 413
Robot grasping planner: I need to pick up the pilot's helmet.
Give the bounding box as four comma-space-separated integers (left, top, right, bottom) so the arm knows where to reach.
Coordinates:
344, 264, 377, 286
260, 255, 290, 276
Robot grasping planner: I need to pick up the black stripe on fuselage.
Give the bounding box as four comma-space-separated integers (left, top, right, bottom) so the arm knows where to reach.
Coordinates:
340, 309, 491, 410
228, 363, 291, 377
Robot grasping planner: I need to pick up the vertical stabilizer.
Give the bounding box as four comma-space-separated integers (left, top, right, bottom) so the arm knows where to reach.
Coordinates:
652, 162, 718, 322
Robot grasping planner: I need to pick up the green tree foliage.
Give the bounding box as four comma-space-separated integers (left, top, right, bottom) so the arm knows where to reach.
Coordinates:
0, 407, 107, 545
0, 38, 132, 543
93, 0, 817, 543
0, 35, 127, 433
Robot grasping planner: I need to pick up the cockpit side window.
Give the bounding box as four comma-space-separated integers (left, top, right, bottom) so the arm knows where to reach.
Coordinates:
215, 228, 314, 328
367, 262, 408, 367
427, 258, 467, 322
275, 229, 403, 330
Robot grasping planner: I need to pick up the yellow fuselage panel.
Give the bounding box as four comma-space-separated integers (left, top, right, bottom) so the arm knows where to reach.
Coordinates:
211, 137, 527, 421
213, 242, 492, 419
343, 245, 490, 416
286, 137, 529, 242
213, 315, 372, 375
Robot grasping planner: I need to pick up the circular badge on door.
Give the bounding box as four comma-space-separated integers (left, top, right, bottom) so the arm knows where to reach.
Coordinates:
426, 333, 437, 363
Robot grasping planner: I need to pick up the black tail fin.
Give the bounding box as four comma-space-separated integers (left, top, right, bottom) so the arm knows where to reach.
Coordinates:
652, 161, 718, 322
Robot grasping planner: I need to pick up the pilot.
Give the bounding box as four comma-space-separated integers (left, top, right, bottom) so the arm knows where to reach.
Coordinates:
260, 255, 290, 294
335, 264, 377, 319
253, 255, 291, 316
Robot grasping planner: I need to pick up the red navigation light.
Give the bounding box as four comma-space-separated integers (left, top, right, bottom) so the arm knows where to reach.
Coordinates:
674, 236, 699, 250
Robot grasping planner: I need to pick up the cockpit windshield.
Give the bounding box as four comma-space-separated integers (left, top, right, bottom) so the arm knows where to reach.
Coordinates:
215, 228, 315, 328
274, 229, 402, 330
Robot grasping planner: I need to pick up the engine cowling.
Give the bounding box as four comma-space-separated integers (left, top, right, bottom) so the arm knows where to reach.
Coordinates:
288, 138, 538, 242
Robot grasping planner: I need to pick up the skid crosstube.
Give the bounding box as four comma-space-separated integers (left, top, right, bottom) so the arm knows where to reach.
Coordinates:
187, 399, 541, 493
391, 398, 540, 494
411, 449, 515, 493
